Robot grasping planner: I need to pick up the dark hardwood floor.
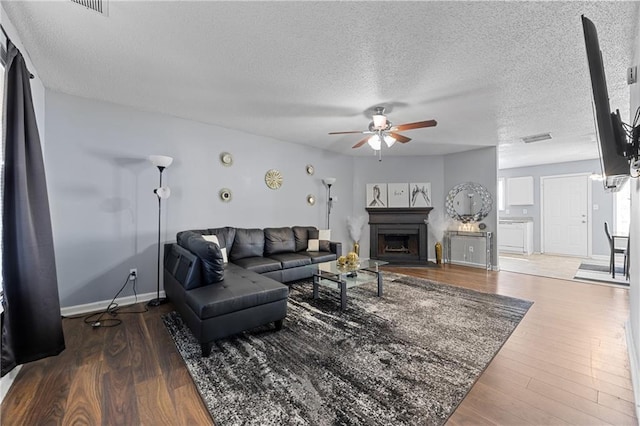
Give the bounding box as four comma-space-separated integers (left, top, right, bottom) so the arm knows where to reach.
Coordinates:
1, 265, 637, 425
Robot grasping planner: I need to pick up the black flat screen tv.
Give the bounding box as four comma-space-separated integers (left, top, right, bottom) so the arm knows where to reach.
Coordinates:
581, 15, 629, 190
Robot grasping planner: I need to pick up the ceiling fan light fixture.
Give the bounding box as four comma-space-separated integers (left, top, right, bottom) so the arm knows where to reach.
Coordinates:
368, 134, 382, 150
372, 114, 387, 129
384, 134, 396, 147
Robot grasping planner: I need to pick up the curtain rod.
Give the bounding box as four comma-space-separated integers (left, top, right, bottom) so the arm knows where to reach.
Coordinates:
0, 24, 35, 79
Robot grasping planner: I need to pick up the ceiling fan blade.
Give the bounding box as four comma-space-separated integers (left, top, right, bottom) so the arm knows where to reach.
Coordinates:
389, 132, 411, 143
391, 120, 437, 132
329, 130, 365, 135
352, 136, 370, 149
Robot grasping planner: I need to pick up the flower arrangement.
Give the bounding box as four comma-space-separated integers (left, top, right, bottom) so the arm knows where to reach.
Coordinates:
428, 210, 454, 243
346, 215, 366, 243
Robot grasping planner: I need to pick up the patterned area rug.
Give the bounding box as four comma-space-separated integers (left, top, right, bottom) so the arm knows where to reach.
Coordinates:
573, 261, 629, 287
163, 273, 532, 425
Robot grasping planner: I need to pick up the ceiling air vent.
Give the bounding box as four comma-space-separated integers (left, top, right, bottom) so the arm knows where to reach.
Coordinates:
70, 0, 108, 16
521, 133, 552, 143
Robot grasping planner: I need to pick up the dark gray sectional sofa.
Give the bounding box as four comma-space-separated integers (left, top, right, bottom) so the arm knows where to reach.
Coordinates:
163, 226, 341, 356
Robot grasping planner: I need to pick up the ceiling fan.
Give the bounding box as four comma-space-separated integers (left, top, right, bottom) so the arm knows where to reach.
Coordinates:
328, 106, 437, 150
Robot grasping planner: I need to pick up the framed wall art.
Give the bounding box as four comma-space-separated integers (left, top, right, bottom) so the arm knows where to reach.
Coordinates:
409, 183, 432, 207
366, 183, 387, 208
387, 183, 409, 207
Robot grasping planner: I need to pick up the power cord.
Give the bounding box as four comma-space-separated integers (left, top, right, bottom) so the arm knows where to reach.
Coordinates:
74, 270, 149, 328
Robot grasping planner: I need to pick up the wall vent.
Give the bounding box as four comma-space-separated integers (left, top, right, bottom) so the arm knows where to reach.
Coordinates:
70, 0, 108, 16
522, 133, 552, 143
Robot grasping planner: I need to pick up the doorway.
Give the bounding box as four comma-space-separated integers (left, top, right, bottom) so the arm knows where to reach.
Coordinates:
541, 174, 590, 257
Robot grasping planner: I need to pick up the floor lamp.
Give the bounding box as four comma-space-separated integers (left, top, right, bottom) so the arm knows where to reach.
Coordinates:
323, 177, 336, 229
148, 155, 173, 307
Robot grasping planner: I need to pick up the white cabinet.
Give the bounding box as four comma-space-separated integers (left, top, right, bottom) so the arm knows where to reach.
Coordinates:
498, 221, 533, 254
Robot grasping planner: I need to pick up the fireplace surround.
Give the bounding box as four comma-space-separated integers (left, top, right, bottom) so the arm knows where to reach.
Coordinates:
367, 207, 433, 264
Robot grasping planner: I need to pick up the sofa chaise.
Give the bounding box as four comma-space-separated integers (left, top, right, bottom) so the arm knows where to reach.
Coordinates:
163, 226, 341, 356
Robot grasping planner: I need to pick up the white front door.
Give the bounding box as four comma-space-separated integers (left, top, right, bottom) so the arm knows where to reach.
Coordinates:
542, 175, 589, 257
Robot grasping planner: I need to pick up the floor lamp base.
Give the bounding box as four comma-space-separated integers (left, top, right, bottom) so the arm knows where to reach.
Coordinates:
147, 297, 168, 307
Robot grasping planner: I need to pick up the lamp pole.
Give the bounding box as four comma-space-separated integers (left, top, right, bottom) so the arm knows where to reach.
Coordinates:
147, 155, 173, 307
326, 183, 333, 229
148, 165, 168, 307
322, 177, 336, 229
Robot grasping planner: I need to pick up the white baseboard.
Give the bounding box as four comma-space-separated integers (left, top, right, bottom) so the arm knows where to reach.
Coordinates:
624, 319, 640, 420
0, 365, 22, 405
60, 291, 166, 317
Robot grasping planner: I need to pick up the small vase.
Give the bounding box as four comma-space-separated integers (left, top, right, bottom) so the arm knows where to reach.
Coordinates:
435, 241, 442, 264
353, 241, 360, 256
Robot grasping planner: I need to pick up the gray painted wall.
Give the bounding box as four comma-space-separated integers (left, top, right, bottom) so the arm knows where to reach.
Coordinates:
351, 155, 446, 260
45, 91, 354, 307
444, 147, 499, 268
351, 146, 498, 265
498, 159, 613, 256
46, 90, 496, 308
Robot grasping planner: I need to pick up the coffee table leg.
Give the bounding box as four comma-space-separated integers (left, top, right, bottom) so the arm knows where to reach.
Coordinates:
340, 280, 347, 310
377, 272, 383, 297
313, 275, 319, 300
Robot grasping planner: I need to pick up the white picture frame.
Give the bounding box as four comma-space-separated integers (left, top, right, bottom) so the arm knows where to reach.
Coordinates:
366, 183, 388, 208
387, 183, 409, 207
409, 182, 432, 207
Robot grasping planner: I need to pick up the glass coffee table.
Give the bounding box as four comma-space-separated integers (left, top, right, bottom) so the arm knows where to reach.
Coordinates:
310, 259, 388, 310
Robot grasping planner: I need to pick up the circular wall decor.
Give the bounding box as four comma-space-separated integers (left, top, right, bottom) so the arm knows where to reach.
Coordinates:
220, 152, 233, 166
219, 188, 232, 202
306, 164, 315, 175
445, 182, 493, 223
265, 169, 283, 190
306, 194, 316, 205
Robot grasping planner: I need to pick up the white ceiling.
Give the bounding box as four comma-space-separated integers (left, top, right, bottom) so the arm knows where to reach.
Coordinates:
3, 1, 639, 169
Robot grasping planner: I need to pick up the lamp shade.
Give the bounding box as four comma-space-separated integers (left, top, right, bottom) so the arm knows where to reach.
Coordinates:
149, 155, 173, 168
384, 134, 396, 147
322, 177, 336, 186
367, 134, 381, 150
372, 114, 387, 129
155, 187, 171, 199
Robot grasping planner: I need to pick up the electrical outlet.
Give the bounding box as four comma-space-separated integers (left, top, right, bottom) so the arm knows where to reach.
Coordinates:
129, 268, 137, 280
468, 246, 474, 253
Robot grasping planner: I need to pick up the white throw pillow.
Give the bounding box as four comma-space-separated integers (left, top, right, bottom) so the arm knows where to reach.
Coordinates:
318, 229, 331, 240
202, 234, 228, 263
307, 239, 320, 251
307, 229, 330, 252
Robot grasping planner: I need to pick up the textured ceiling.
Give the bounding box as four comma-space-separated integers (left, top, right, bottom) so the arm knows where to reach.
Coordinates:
3, 1, 639, 169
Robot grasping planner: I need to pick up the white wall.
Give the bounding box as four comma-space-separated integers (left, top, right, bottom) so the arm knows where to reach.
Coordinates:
499, 159, 614, 256
44, 91, 354, 307
628, 6, 640, 415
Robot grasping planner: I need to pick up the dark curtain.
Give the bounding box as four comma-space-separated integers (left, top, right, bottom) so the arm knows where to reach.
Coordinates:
1, 40, 65, 377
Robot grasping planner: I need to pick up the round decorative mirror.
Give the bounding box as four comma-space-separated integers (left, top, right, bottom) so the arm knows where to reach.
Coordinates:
445, 182, 493, 223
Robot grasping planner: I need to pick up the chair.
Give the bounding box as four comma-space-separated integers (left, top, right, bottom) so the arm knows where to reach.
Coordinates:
604, 222, 628, 278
